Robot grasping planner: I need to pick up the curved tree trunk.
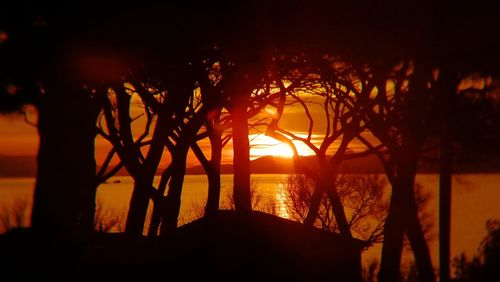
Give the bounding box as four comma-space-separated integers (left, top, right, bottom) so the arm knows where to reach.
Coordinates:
304, 179, 326, 227
160, 145, 189, 235
125, 175, 153, 235
148, 202, 162, 237
406, 199, 435, 282
304, 139, 350, 229
125, 114, 167, 236
379, 153, 435, 282
326, 186, 353, 238
148, 165, 172, 237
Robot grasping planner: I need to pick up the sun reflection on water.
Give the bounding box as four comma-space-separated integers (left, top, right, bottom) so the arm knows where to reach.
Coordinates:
275, 183, 291, 219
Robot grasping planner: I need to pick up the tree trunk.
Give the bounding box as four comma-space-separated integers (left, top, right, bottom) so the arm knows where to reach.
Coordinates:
160, 146, 189, 235
230, 102, 252, 213
304, 180, 325, 227
406, 197, 435, 282
125, 114, 167, 236
326, 186, 353, 238
205, 130, 222, 217
125, 176, 152, 235
379, 154, 435, 282
148, 200, 162, 237
378, 180, 407, 282
148, 165, 172, 237
304, 143, 348, 228
306, 172, 352, 238
80, 184, 98, 233
32, 84, 98, 236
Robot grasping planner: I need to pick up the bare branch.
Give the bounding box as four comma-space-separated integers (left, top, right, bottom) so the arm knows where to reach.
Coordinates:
96, 148, 117, 180
157, 164, 173, 198
190, 142, 210, 172
100, 162, 124, 183
22, 109, 37, 127
344, 144, 387, 160
131, 82, 162, 113
357, 134, 395, 183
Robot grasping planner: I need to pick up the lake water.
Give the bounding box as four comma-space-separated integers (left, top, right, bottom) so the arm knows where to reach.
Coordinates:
0, 173, 499, 271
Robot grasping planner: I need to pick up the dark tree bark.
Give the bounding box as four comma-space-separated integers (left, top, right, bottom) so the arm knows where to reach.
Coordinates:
80, 184, 99, 233
205, 128, 222, 217
148, 202, 162, 237
230, 100, 252, 213
160, 144, 189, 235
303, 134, 352, 239
378, 150, 434, 282
126, 175, 153, 235
367, 61, 436, 282
32, 83, 100, 236
304, 173, 326, 227
379, 152, 417, 282
155, 102, 208, 236
188, 116, 224, 218
378, 179, 407, 282
406, 197, 435, 282
197, 73, 225, 217
326, 186, 353, 238
125, 113, 167, 235
147, 165, 172, 237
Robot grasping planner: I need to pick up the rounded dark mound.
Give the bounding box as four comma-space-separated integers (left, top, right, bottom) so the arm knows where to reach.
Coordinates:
0, 211, 365, 281
165, 211, 365, 281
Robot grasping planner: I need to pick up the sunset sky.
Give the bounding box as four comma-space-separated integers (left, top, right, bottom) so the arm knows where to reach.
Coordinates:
0, 95, 373, 173
0, 109, 38, 156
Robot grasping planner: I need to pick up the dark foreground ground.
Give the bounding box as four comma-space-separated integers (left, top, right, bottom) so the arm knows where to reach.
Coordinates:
0, 211, 365, 281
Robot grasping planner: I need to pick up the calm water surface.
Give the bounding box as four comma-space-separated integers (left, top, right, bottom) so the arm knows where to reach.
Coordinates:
1, 173, 499, 269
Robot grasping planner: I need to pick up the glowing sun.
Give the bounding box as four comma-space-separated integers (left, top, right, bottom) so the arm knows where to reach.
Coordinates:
249, 134, 314, 159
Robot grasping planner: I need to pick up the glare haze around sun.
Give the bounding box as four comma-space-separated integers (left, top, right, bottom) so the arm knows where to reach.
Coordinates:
249, 134, 315, 159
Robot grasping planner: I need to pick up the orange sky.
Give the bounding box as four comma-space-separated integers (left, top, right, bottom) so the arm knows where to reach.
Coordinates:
0, 111, 39, 156
0, 98, 373, 171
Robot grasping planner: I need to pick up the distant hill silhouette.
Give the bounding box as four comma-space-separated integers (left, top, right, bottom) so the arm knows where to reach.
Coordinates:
2, 154, 500, 177
186, 154, 386, 174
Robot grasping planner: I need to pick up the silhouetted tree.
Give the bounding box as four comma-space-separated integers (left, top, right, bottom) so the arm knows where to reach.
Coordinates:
285, 173, 387, 243
266, 79, 362, 237
344, 60, 436, 282
99, 76, 208, 236
0, 2, 129, 236
452, 220, 500, 282
189, 73, 231, 217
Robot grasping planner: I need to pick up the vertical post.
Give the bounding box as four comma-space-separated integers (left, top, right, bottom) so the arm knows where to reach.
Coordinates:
439, 128, 452, 282
438, 68, 455, 282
